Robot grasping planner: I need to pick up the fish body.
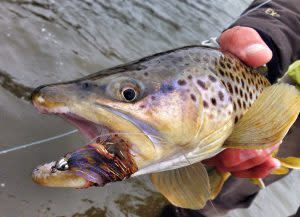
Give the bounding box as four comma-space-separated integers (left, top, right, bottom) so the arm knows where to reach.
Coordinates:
31, 46, 300, 208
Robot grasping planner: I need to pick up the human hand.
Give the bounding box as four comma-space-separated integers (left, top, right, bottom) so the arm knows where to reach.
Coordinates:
203, 26, 279, 179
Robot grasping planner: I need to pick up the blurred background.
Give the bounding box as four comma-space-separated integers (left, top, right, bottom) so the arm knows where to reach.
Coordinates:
0, 0, 299, 216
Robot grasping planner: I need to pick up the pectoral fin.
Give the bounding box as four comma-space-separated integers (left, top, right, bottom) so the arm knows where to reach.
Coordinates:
225, 84, 300, 149
271, 166, 289, 175
276, 157, 300, 169
208, 170, 230, 200
249, 178, 265, 189
151, 162, 210, 209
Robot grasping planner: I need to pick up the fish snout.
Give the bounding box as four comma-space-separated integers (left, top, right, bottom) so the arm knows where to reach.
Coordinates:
31, 84, 69, 113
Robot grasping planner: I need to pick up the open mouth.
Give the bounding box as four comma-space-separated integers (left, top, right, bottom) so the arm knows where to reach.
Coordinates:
59, 113, 111, 142
33, 104, 138, 188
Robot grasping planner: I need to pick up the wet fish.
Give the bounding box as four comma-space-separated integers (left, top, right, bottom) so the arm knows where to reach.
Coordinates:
31, 46, 300, 209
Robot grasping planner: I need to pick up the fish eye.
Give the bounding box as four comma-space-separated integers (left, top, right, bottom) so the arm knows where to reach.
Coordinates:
121, 88, 137, 102
55, 158, 69, 171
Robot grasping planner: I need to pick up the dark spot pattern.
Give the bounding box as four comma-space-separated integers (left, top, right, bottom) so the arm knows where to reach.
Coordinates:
219, 69, 225, 76
208, 75, 217, 82
188, 75, 193, 80
203, 100, 208, 108
178, 79, 187, 86
218, 91, 224, 101
190, 94, 196, 101
161, 84, 174, 93
227, 82, 233, 94
234, 86, 239, 95
234, 116, 239, 123
211, 98, 217, 106
197, 80, 207, 90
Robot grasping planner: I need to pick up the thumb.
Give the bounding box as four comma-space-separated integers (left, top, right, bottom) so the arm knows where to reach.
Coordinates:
219, 26, 272, 67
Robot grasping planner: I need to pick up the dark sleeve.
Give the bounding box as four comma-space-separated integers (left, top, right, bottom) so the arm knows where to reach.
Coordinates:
229, 0, 300, 83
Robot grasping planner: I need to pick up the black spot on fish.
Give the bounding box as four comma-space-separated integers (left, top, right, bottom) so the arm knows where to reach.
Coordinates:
178, 79, 187, 86
144, 72, 149, 76
226, 63, 232, 69
151, 96, 156, 100
219, 69, 225, 76
227, 82, 233, 94
242, 101, 246, 109
211, 98, 217, 106
218, 91, 224, 101
187, 75, 193, 80
197, 80, 207, 90
234, 116, 239, 123
234, 86, 239, 95
239, 89, 243, 97
245, 93, 248, 101
161, 84, 174, 93
203, 100, 209, 108
208, 75, 217, 82
241, 79, 245, 88
190, 94, 196, 101
220, 61, 226, 68
233, 102, 236, 111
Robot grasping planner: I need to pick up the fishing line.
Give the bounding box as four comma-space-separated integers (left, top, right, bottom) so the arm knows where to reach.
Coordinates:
0, 129, 78, 155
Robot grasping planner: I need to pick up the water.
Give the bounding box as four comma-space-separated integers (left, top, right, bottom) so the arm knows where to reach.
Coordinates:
0, 1, 299, 216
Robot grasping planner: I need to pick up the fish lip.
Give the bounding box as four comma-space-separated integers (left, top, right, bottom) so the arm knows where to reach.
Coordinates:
32, 161, 101, 188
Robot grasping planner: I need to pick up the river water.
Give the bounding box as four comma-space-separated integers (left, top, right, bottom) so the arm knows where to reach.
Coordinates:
0, 1, 299, 217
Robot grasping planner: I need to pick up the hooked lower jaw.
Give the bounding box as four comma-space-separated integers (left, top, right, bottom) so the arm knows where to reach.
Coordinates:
32, 161, 96, 188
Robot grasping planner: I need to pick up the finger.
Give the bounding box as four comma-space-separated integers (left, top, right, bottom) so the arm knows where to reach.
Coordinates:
219, 26, 272, 67
231, 158, 281, 178
218, 144, 280, 169
223, 155, 271, 172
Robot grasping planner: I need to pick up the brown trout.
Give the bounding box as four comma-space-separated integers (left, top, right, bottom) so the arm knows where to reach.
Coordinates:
31, 46, 300, 209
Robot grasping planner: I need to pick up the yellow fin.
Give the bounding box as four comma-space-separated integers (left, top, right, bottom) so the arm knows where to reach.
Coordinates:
225, 84, 300, 149
249, 178, 265, 189
208, 169, 230, 200
271, 166, 290, 175
277, 157, 300, 169
151, 162, 210, 209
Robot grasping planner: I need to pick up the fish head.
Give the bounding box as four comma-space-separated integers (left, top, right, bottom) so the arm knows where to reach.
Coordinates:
31, 47, 234, 188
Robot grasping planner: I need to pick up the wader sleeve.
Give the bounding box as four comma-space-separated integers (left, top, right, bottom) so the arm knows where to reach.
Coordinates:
229, 0, 300, 83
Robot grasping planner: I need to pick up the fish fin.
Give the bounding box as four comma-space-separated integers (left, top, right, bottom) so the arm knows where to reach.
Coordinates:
150, 162, 210, 209
225, 84, 300, 149
249, 178, 265, 189
270, 166, 290, 175
208, 170, 230, 200
276, 157, 300, 169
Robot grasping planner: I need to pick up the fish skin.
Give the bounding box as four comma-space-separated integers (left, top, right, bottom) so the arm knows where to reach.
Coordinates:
31, 45, 271, 187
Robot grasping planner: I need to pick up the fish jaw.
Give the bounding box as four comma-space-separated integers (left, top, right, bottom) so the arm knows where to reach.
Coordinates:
32, 161, 94, 188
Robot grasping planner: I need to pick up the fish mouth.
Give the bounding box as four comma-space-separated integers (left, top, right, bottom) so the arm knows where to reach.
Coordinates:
32, 96, 138, 188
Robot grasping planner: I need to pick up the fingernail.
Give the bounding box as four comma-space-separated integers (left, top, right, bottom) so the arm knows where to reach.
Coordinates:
272, 158, 281, 169
245, 44, 268, 54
